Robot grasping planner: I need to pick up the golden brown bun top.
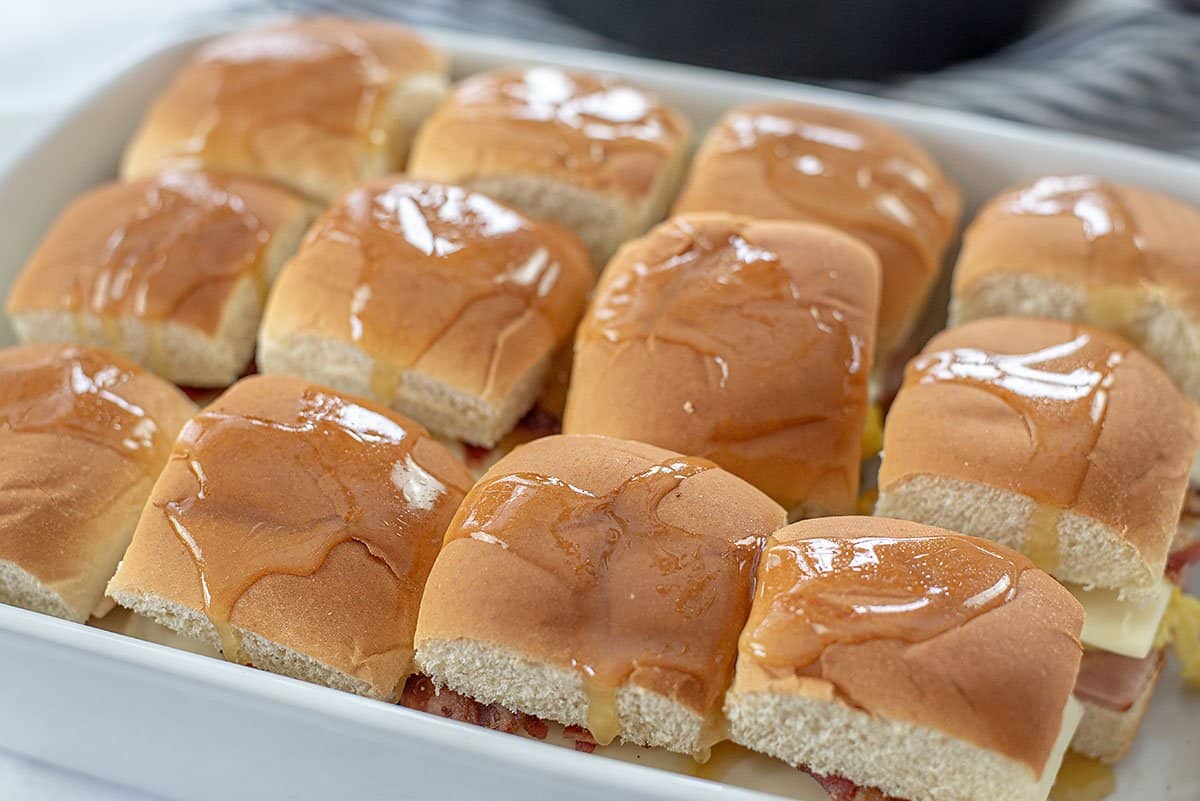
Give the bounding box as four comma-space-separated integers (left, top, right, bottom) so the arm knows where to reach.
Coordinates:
879, 317, 1198, 576
563, 214, 880, 516
737, 515, 1083, 774
261, 177, 592, 402
122, 17, 445, 199
409, 66, 691, 200
415, 434, 786, 718
0, 344, 194, 589
954, 175, 1200, 313
6, 171, 306, 334
111, 374, 473, 682
673, 102, 961, 355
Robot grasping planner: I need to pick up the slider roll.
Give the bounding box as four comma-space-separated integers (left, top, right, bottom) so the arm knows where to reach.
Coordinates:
107, 374, 472, 701
408, 67, 692, 266
726, 516, 1084, 801
258, 178, 592, 448
0, 344, 194, 622
877, 317, 1197, 600
413, 434, 786, 755
122, 17, 449, 201
6, 172, 310, 387
563, 214, 880, 519
673, 102, 961, 359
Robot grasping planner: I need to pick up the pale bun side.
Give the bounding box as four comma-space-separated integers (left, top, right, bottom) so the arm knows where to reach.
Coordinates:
0, 344, 195, 621
1070, 659, 1162, 763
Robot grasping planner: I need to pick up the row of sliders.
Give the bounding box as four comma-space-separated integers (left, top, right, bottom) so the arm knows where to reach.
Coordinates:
0, 345, 1081, 801
1, 12, 1198, 801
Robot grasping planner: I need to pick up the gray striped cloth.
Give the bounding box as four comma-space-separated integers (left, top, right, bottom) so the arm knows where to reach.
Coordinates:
242, 0, 1200, 157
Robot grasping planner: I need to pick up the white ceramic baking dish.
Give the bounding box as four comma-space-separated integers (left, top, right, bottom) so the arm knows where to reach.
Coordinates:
0, 26, 1197, 801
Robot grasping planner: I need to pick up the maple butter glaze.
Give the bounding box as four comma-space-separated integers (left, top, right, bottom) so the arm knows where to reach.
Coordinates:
154, 375, 470, 663
272, 178, 589, 406
0, 345, 169, 470
564, 215, 878, 517
416, 66, 689, 196
436, 444, 769, 746
743, 529, 1030, 674
673, 102, 961, 353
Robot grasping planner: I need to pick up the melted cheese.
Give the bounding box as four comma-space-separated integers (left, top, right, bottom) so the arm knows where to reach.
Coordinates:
1154, 587, 1200, 686
1068, 578, 1172, 659
1040, 698, 1086, 801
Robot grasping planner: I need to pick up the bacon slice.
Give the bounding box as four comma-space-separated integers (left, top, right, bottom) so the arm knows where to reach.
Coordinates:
1073, 649, 1163, 712
800, 767, 904, 801
399, 675, 547, 739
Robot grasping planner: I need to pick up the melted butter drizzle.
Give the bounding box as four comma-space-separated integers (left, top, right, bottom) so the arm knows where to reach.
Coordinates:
717, 107, 957, 256
1050, 753, 1116, 801
907, 333, 1124, 570
66, 173, 271, 359
178, 24, 393, 174
745, 534, 1028, 672
315, 180, 572, 407
453, 455, 760, 746
158, 388, 465, 663
1005, 176, 1148, 340
0, 346, 165, 467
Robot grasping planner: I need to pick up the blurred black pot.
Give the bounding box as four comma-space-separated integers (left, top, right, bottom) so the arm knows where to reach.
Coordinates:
545, 0, 1061, 79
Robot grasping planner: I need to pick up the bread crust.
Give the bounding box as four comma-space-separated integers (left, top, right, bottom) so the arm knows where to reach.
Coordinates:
673, 102, 961, 356
564, 213, 879, 517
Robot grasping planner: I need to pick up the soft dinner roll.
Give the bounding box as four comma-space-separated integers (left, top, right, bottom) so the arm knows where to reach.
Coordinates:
408, 66, 692, 266
107, 374, 472, 701
563, 214, 880, 519
876, 317, 1198, 600
258, 178, 592, 447
122, 17, 448, 201
0, 344, 194, 622
6, 171, 310, 387
673, 102, 961, 359
951, 176, 1200, 409
414, 434, 786, 755
726, 516, 1083, 801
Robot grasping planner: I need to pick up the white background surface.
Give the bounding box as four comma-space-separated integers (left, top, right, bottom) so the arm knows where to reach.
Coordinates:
0, 1, 1167, 799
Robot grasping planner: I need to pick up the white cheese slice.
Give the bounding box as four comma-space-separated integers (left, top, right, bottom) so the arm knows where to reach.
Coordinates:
1068, 578, 1173, 659
1035, 697, 1084, 801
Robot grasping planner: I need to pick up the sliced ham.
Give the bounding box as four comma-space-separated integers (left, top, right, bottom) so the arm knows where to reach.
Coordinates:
800, 767, 904, 801
399, 674, 548, 739
1073, 649, 1163, 712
